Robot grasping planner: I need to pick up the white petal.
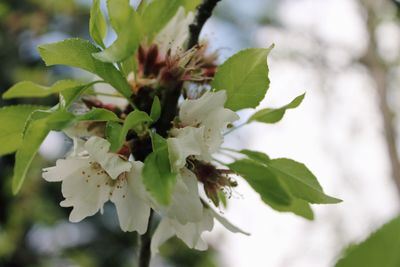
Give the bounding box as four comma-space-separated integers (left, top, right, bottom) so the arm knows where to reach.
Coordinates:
208, 207, 250, 235
110, 162, 151, 234
60, 160, 111, 222
155, 7, 194, 55
151, 212, 214, 254
179, 91, 227, 125
201, 107, 239, 154
170, 209, 214, 250
85, 136, 131, 179
151, 208, 248, 253
151, 218, 175, 255
42, 158, 89, 182
129, 161, 150, 199
167, 127, 204, 171
164, 168, 203, 224
179, 91, 239, 155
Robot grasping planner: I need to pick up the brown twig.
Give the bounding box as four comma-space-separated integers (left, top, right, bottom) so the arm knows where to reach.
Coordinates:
187, 0, 222, 49
138, 210, 154, 267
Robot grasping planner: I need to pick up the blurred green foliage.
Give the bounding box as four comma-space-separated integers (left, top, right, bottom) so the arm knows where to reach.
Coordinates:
335, 216, 400, 267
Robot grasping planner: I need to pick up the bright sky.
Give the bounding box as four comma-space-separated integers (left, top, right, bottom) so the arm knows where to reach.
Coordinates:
202, 0, 400, 266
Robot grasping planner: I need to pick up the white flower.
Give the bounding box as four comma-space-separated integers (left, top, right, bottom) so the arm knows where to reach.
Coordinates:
155, 7, 194, 56
167, 127, 204, 171
151, 168, 203, 224
42, 136, 151, 234
111, 161, 151, 233
151, 206, 249, 254
152, 90, 243, 252
168, 90, 239, 164
151, 208, 214, 254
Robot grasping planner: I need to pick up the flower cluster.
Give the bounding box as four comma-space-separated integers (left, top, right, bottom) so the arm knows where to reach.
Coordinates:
42, 9, 248, 253
1, 0, 340, 260
44, 90, 247, 252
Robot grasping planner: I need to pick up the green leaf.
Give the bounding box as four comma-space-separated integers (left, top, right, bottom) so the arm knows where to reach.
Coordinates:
180, 0, 201, 11
75, 108, 122, 122
0, 105, 47, 156
38, 38, 102, 73
228, 159, 292, 206
266, 198, 314, 220
150, 131, 166, 150
239, 149, 270, 163
142, 133, 177, 205
38, 38, 132, 98
2, 80, 84, 99
106, 121, 123, 151
12, 110, 75, 194
248, 93, 305, 124
268, 158, 341, 204
335, 216, 400, 267
22, 108, 53, 135
120, 110, 152, 143
212, 47, 273, 111
12, 118, 49, 194
140, 0, 181, 38
92, 0, 142, 63
90, 0, 107, 48
228, 156, 329, 219
150, 96, 161, 121
106, 0, 131, 32
136, 0, 147, 13
60, 84, 91, 109
108, 110, 152, 152
122, 109, 152, 131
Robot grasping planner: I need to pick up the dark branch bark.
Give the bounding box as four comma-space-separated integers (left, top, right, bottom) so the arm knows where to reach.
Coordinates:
153, 82, 183, 137
138, 210, 154, 267
187, 0, 222, 49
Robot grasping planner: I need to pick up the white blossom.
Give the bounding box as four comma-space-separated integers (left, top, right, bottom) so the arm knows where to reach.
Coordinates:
155, 7, 194, 56
151, 206, 249, 254
168, 90, 239, 164
42, 136, 151, 234
151, 168, 203, 225
110, 161, 151, 233
149, 90, 244, 252
167, 127, 204, 171
151, 208, 214, 254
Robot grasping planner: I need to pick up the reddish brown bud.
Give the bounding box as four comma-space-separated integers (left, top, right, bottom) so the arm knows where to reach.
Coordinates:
146, 44, 159, 68
190, 159, 238, 207
117, 144, 131, 158
138, 44, 146, 65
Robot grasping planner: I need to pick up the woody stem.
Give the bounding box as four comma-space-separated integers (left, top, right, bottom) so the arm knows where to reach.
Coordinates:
187, 0, 222, 49
138, 210, 154, 267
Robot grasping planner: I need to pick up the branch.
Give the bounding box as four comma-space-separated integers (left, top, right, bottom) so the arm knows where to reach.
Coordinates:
187, 0, 222, 49
138, 210, 154, 267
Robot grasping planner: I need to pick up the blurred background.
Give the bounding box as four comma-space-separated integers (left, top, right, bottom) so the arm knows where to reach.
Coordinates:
1, 0, 400, 266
